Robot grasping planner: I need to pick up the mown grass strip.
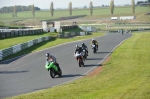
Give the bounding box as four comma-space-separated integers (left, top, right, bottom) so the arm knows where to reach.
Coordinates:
7, 32, 150, 99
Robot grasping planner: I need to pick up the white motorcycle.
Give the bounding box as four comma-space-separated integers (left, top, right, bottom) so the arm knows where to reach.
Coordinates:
74, 52, 84, 67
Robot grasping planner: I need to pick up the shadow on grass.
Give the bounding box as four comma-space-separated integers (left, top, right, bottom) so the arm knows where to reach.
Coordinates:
0, 70, 29, 74
0, 37, 57, 64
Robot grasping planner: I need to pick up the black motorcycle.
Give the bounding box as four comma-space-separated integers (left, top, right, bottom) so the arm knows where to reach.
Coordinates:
91, 44, 97, 53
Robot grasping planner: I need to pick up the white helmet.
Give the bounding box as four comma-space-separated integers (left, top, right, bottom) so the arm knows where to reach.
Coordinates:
76, 44, 79, 48
92, 39, 95, 41
46, 53, 50, 57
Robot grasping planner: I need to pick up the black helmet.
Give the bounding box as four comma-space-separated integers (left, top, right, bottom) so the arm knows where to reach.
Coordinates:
46, 53, 50, 57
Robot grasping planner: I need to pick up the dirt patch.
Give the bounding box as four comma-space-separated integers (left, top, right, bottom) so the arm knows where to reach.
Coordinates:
87, 56, 111, 77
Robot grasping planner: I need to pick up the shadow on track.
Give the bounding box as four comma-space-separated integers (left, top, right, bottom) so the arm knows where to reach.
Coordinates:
0, 70, 29, 74
61, 74, 85, 78
86, 58, 103, 60
95, 52, 112, 54
83, 64, 103, 67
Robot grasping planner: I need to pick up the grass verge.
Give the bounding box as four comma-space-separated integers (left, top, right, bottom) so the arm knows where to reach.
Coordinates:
7, 32, 150, 99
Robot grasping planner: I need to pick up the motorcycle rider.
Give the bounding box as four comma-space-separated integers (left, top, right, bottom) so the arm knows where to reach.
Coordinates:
46, 53, 60, 70
81, 43, 88, 56
90, 39, 98, 50
74, 44, 83, 57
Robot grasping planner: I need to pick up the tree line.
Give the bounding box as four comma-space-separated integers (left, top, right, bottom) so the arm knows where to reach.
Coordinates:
50, 0, 136, 16
0, 5, 40, 13
0, 0, 137, 18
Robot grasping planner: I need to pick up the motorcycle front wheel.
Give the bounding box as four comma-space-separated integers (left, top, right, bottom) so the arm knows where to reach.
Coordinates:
50, 68, 56, 78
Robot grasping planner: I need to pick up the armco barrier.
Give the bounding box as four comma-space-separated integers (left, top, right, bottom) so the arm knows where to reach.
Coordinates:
0, 36, 51, 61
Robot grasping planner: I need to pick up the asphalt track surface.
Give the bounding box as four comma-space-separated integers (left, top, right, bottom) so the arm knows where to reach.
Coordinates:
0, 33, 132, 98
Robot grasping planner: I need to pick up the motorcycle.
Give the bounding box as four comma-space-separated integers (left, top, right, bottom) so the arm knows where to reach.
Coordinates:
92, 44, 97, 53
45, 61, 62, 78
75, 52, 84, 67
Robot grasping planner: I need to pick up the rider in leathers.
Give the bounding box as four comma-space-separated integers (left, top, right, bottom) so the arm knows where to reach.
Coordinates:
74, 44, 83, 56
90, 39, 98, 50
46, 53, 60, 70
81, 43, 88, 56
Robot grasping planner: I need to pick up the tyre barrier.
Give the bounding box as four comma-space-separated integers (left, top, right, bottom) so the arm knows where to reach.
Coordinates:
0, 36, 51, 61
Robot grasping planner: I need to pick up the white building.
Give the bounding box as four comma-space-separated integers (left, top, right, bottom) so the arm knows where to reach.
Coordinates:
120, 16, 136, 20
111, 17, 118, 20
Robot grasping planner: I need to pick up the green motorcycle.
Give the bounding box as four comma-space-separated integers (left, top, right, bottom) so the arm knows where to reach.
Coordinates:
45, 62, 62, 78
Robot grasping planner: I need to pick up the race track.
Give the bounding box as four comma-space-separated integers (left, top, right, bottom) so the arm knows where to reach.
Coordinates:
0, 33, 132, 98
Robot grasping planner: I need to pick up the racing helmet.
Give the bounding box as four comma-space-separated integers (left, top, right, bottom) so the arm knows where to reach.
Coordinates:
46, 53, 50, 57
82, 43, 85, 46
76, 44, 79, 48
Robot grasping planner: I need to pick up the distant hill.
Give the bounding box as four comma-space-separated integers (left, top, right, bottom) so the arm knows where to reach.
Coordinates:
0, 5, 40, 13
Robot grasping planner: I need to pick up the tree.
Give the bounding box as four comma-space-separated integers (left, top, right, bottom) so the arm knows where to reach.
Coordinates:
50, 2, 54, 16
89, 1, 93, 15
132, 0, 135, 13
14, 5, 17, 17
68, 2, 72, 16
110, 0, 114, 14
0, 5, 40, 13
32, 4, 35, 17
83, 5, 87, 9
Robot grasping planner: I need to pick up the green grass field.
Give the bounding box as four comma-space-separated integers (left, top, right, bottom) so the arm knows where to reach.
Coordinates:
0, 6, 149, 23
7, 32, 150, 99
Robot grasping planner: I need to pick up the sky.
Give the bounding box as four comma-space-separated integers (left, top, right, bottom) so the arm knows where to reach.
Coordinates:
0, 0, 147, 9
